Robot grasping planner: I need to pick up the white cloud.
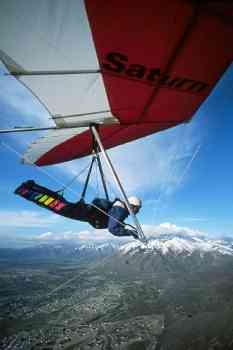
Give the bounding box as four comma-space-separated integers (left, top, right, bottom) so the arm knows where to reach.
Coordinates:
35, 228, 120, 242
30, 222, 207, 244
142, 222, 206, 239
36, 230, 83, 241
178, 217, 209, 223
77, 229, 122, 241
0, 210, 59, 227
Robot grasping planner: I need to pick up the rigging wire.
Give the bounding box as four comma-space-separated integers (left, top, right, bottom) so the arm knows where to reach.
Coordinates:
57, 160, 92, 195
1, 140, 135, 231
1, 141, 68, 188
1, 140, 91, 196
1, 142, 138, 331
93, 149, 110, 201
94, 157, 100, 198
1, 142, 139, 332
99, 152, 119, 199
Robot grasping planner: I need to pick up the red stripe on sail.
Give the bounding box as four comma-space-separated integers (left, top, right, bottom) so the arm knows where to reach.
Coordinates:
36, 1, 233, 165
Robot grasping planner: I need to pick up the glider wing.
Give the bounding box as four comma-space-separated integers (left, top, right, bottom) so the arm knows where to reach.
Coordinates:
0, 0, 232, 165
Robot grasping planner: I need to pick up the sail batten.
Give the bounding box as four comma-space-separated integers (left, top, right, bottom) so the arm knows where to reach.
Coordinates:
0, 0, 111, 123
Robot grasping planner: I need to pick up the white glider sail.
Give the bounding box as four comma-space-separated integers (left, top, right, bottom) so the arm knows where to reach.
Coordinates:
0, 0, 116, 164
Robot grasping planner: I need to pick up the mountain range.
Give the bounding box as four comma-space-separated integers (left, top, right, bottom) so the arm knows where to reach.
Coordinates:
0, 233, 233, 262
1, 232, 233, 261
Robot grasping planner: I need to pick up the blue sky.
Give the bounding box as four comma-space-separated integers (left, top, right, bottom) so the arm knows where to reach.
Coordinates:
0, 63, 233, 247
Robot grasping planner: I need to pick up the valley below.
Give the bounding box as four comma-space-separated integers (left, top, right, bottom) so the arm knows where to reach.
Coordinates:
1, 235, 233, 349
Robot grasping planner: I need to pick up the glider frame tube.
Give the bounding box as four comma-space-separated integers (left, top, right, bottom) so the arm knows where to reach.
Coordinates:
90, 125, 146, 242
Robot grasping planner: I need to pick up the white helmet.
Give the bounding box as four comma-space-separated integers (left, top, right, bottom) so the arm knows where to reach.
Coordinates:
128, 196, 142, 207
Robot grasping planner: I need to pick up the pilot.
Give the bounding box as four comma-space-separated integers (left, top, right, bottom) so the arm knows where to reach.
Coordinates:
76, 195, 142, 239
107, 196, 142, 239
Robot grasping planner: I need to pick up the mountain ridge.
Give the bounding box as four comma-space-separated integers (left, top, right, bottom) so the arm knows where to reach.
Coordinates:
1, 232, 233, 260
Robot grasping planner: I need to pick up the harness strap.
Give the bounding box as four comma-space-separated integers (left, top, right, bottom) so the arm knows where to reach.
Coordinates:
80, 156, 95, 199
95, 151, 109, 201
88, 124, 110, 201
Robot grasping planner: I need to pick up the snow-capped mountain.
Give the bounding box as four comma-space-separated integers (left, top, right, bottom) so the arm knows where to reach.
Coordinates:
76, 242, 118, 257
0, 242, 119, 260
119, 234, 233, 257
2, 233, 233, 261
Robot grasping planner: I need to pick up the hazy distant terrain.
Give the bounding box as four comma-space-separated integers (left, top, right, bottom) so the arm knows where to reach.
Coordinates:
1, 234, 233, 349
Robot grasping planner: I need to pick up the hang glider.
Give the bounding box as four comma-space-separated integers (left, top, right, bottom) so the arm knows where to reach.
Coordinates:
0, 0, 233, 242
1, 0, 233, 165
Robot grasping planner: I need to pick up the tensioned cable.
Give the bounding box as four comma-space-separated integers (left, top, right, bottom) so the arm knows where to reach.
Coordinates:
58, 161, 92, 194
1, 141, 140, 340
1, 141, 69, 187
1, 141, 91, 195
100, 169, 118, 199
98, 153, 119, 200
1, 142, 138, 327
94, 157, 100, 197
1, 141, 136, 232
